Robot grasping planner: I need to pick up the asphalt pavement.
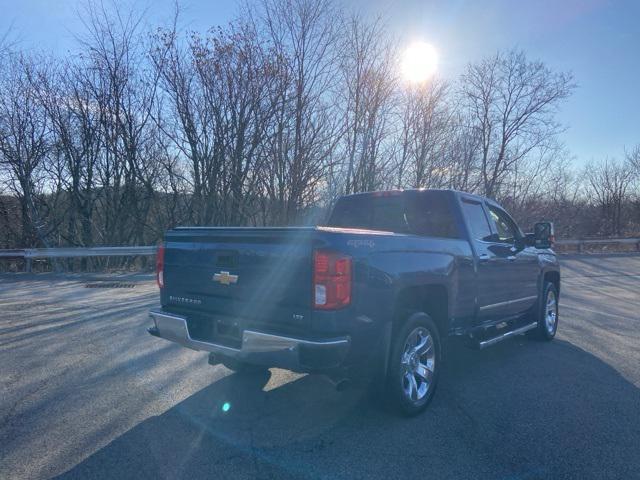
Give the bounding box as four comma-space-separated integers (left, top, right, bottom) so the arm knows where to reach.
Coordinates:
1, 254, 639, 479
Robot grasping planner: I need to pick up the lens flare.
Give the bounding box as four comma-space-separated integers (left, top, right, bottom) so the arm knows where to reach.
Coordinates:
222, 402, 231, 412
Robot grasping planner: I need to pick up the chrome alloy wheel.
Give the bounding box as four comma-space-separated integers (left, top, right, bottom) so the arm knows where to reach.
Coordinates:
400, 327, 435, 403
545, 289, 558, 333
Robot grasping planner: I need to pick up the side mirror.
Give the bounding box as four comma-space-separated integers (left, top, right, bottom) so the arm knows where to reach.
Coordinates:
533, 222, 554, 249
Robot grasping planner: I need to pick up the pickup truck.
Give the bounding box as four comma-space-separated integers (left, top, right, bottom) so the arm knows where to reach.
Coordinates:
149, 189, 560, 415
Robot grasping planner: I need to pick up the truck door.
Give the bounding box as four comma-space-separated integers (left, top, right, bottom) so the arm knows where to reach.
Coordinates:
485, 204, 539, 316
460, 198, 516, 323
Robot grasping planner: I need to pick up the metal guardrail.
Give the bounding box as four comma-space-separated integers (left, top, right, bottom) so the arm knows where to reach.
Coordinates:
555, 237, 640, 252
1, 239, 639, 272
0, 249, 26, 258
555, 238, 640, 246
0, 246, 157, 272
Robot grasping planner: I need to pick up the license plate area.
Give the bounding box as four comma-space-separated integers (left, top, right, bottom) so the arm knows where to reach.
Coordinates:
186, 314, 242, 349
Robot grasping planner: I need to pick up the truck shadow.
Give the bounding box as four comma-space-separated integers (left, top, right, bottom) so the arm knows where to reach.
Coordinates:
54, 338, 640, 480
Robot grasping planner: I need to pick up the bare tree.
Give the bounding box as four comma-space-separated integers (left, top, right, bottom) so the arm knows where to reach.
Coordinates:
627, 145, 640, 234
259, 0, 341, 224
0, 24, 15, 60
0, 55, 52, 247
499, 144, 582, 232
441, 114, 482, 192
584, 157, 637, 236
152, 22, 219, 226
460, 50, 575, 198
77, 1, 161, 246
32, 59, 103, 248
395, 78, 453, 189
195, 21, 282, 225
628, 145, 640, 174
336, 14, 396, 194
153, 16, 281, 226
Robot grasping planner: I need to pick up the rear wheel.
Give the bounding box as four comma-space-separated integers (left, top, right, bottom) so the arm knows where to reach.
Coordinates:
386, 312, 440, 416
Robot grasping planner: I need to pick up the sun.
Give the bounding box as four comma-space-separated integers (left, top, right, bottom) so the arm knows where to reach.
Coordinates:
401, 41, 438, 84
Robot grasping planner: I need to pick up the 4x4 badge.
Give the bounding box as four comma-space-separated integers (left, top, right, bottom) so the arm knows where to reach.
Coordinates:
213, 271, 238, 285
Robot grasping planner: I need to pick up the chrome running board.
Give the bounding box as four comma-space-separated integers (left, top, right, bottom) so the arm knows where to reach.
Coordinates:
477, 322, 537, 349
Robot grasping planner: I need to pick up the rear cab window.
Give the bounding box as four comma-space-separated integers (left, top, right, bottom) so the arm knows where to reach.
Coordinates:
326, 190, 462, 239
403, 191, 462, 239
327, 193, 408, 232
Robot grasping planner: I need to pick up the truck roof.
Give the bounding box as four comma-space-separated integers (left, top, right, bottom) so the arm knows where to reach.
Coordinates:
339, 188, 489, 203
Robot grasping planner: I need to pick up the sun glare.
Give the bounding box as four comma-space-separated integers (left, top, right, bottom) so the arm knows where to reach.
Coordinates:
401, 42, 438, 84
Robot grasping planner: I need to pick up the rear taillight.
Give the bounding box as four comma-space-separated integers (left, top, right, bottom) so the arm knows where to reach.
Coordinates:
313, 250, 352, 310
156, 243, 165, 289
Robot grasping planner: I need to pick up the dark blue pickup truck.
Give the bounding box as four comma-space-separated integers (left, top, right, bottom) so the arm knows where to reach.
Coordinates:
149, 189, 560, 415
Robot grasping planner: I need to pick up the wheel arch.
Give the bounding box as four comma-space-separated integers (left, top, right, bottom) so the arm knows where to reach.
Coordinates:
391, 284, 449, 339
543, 270, 560, 297
377, 284, 449, 379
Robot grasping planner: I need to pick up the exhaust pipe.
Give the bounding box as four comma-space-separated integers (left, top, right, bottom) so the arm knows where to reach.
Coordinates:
208, 353, 220, 366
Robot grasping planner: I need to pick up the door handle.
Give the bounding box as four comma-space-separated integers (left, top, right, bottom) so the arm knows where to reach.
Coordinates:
478, 254, 490, 263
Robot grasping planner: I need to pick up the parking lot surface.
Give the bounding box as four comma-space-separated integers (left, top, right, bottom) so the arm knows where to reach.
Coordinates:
1, 254, 639, 479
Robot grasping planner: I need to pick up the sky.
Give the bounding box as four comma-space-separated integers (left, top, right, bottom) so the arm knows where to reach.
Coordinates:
1, 0, 638, 165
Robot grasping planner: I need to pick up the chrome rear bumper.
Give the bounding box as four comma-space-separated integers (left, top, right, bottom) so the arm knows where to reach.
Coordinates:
148, 309, 350, 371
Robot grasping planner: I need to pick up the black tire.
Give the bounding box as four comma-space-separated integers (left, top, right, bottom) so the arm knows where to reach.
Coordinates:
386, 312, 441, 416
220, 357, 269, 374
530, 281, 559, 341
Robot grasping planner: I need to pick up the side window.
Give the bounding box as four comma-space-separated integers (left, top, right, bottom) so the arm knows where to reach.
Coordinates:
404, 192, 462, 239
488, 206, 519, 244
461, 200, 492, 241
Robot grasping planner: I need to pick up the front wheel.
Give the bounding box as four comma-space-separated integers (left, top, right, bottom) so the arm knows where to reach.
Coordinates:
386, 312, 441, 416
531, 282, 559, 341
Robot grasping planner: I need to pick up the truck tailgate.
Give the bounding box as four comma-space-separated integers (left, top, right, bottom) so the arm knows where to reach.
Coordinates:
161, 227, 316, 345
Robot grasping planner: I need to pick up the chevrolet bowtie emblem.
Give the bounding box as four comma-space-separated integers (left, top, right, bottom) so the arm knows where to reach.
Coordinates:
213, 271, 238, 285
